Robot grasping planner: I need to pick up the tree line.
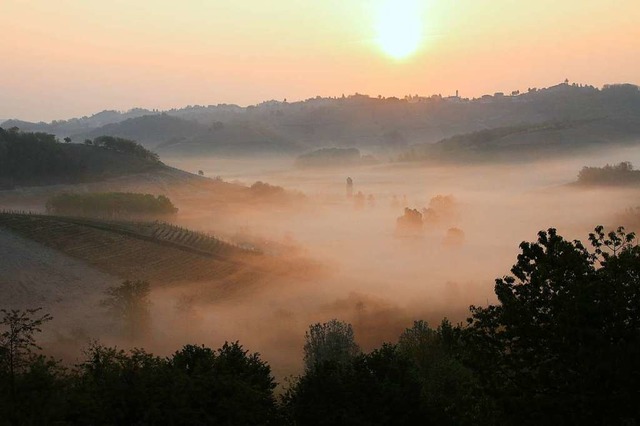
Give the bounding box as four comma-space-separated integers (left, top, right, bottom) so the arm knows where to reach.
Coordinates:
1, 226, 640, 425
0, 128, 161, 188
577, 161, 640, 186
46, 192, 178, 218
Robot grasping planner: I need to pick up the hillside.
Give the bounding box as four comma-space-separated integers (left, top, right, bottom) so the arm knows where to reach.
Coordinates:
0, 213, 258, 286
0, 129, 165, 188
0, 227, 119, 329
74, 114, 207, 148
154, 120, 301, 155
399, 118, 640, 163
69, 114, 301, 155
3, 83, 640, 156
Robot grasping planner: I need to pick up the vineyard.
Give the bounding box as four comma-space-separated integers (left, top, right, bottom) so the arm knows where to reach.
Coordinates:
0, 211, 261, 286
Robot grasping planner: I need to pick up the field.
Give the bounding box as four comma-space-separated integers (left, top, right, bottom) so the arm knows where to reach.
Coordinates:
0, 212, 259, 287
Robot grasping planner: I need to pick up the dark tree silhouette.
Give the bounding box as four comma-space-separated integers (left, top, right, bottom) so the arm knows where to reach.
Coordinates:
466, 226, 640, 425
303, 319, 360, 372
101, 280, 151, 340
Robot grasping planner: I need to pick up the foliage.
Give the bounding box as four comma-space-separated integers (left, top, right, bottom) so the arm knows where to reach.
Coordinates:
577, 161, 640, 186
0, 308, 53, 379
0, 128, 162, 188
101, 280, 151, 340
249, 181, 287, 198
396, 208, 423, 232
46, 192, 178, 218
93, 135, 160, 162
284, 344, 425, 426
0, 128, 85, 187
0, 308, 62, 425
4, 225, 640, 424
70, 341, 277, 425
465, 226, 640, 425
303, 319, 360, 372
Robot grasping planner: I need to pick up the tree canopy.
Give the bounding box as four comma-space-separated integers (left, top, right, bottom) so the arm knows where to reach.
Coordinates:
46, 192, 178, 218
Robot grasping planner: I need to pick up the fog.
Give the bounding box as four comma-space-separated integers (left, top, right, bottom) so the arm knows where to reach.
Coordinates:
129, 147, 638, 378
9, 145, 640, 380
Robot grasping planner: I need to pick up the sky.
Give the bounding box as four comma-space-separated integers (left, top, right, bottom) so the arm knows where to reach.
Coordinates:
1, 0, 639, 122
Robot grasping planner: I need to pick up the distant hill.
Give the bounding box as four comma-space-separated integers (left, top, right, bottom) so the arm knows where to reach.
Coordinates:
0, 128, 165, 188
295, 147, 377, 168
1, 108, 154, 136
70, 114, 301, 155
155, 120, 302, 156
399, 118, 640, 163
4, 82, 639, 157
73, 114, 206, 148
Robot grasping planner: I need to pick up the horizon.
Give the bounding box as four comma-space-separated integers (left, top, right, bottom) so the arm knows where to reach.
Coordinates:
2, 0, 639, 122
3, 79, 637, 124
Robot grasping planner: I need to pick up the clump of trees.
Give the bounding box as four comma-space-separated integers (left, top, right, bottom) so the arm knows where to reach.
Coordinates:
3, 225, 640, 424
46, 192, 178, 218
302, 319, 360, 371
0, 308, 278, 425
442, 227, 465, 246
422, 194, 458, 227
91, 136, 160, 162
0, 127, 85, 187
396, 207, 423, 233
577, 161, 640, 186
0, 129, 162, 188
249, 181, 304, 204
101, 280, 151, 340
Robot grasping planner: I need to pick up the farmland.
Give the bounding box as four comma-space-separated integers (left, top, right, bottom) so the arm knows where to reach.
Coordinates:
0, 212, 260, 287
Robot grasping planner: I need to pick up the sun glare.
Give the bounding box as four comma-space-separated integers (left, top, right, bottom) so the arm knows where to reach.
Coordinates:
375, 0, 423, 60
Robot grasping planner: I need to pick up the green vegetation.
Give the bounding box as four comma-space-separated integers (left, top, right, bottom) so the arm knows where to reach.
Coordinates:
0, 128, 162, 188
0, 127, 85, 187
92, 135, 159, 162
302, 320, 360, 371
2, 225, 640, 424
101, 280, 151, 340
576, 161, 640, 186
45, 192, 178, 218
0, 317, 278, 425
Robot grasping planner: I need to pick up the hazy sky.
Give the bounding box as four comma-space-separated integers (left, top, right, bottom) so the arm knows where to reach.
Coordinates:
1, 0, 639, 122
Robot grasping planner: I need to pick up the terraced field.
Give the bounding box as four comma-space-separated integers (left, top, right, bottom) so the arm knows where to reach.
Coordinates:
0, 212, 260, 287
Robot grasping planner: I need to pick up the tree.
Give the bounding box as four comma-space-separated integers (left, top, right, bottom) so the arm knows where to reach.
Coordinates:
397, 320, 489, 425
284, 341, 426, 426
63, 137, 71, 143
466, 227, 640, 425
303, 319, 360, 371
0, 308, 62, 423
101, 280, 151, 340
0, 308, 53, 385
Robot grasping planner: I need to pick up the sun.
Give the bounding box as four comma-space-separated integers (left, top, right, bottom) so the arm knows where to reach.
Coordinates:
375, 0, 423, 60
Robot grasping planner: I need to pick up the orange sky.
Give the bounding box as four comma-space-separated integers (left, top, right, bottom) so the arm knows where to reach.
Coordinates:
1, 0, 639, 121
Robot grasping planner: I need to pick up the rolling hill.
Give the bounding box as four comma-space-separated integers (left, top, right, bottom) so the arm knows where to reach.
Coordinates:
5, 82, 639, 157
399, 118, 640, 163
0, 213, 258, 286
0, 129, 165, 188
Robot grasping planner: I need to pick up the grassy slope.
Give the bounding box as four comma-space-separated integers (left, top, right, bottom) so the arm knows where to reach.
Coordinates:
0, 213, 257, 287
